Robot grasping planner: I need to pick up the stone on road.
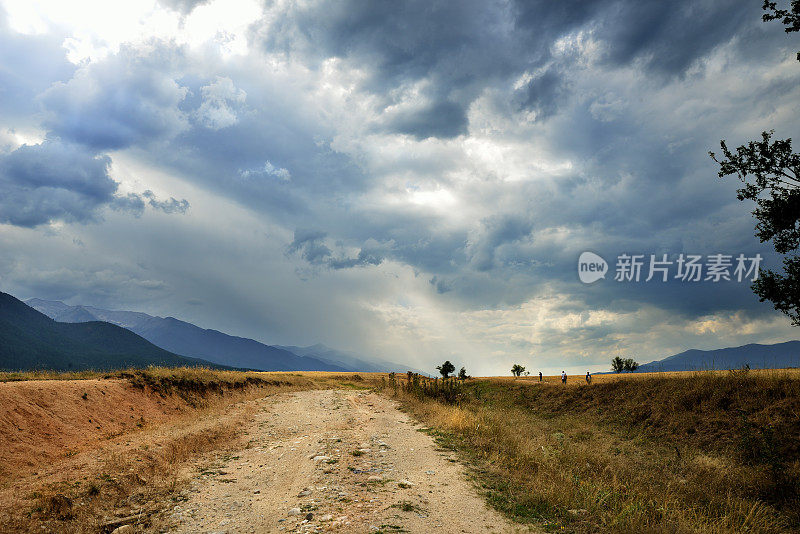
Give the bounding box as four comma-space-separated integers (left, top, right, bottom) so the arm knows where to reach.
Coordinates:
169, 389, 532, 533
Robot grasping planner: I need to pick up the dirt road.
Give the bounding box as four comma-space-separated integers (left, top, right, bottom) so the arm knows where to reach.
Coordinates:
168, 389, 530, 533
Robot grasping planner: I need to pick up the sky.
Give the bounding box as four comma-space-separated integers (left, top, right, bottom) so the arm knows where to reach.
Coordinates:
0, 0, 799, 376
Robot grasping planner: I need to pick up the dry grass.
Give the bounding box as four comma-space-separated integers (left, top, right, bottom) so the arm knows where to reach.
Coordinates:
0, 366, 380, 385
489, 367, 800, 386
0, 369, 108, 382
389, 370, 800, 533
0, 367, 377, 533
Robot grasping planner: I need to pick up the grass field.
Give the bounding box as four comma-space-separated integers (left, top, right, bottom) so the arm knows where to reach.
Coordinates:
486, 367, 800, 385
387, 369, 800, 533
3, 367, 798, 533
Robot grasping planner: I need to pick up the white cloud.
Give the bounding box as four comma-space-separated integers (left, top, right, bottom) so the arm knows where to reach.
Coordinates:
238, 161, 291, 182
1, 0, 261, 63
195, 76, 247, 129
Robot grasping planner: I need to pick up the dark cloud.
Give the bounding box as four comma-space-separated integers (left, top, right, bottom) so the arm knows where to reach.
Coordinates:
261, 0, 767, 143
0, 141, 191, 227
388, 100, 468, 139
41, 44, 188, 150
0, 141, 117, 227
328, 249, 385, 270
262, 0, 524, 139
287, 229, 332, 265
469, 215, 534, 272
265, 1, 516, 82
288, 230, 388, 270
142, 190, 190, 214
516, 66, 569, 119
595, 0, 754, 76
112, 192, 146, 217
429, 275, 453, 294
174, 0, 797, 326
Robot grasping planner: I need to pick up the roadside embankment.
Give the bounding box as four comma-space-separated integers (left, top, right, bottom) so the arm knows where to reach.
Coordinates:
0, 367, 374, 532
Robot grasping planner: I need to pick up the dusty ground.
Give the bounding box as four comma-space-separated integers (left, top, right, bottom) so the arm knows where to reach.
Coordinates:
168, 389, 531, 534
0, 379, 186, 480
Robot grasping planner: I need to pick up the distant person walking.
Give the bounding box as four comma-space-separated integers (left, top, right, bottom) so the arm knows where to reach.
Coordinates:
561, 370, 567, 384
538, 371, 542, 382
585, 371, 592, 384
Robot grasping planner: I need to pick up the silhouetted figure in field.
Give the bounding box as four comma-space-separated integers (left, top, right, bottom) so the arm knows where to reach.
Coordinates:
561, 370, 567, 384
585, 371, 592, 384
538, 371, 542, 382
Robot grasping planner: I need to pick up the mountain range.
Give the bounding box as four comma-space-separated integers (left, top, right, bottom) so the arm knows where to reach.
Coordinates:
637, 341, 800, 372
0, 292, 222, 371
9, 293, 798, 375
25, 298, 414, 373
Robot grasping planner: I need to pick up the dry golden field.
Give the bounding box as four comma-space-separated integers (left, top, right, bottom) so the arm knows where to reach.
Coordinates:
386, 368, 800, 533
1, 367, 798, 533
487, 367, 800, 384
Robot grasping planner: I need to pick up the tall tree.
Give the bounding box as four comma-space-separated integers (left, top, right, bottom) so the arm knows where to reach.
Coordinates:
763, 0, 800, 60
710, 2, 800, 324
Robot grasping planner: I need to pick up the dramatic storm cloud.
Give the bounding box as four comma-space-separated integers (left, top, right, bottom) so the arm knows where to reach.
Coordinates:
1, 0, 799, 374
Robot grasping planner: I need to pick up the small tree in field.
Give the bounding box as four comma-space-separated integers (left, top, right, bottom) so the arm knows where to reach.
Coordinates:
458, 367, 469, 380
436, 360, 455, 378
623, 358, 639, 372
511, 364, 526, 377
611, 356, 625, 373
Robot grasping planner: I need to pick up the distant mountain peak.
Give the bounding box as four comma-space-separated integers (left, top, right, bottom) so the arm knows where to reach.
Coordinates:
26, 297, 421, 373
4, 291, 223, 372
26, 298, 351, 372
639, 340, 800, 372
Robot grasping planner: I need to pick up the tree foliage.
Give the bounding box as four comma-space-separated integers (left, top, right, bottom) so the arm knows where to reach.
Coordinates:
511, 363, 526, 377
763, 0, 800, 60
624, 358, 639, 372
436, 360, 456, 378
710, 135, 800, 326
458, 366, 469, 380
612, 356, 639, 372
709, 3, 800, 325
711, 131, 800, 251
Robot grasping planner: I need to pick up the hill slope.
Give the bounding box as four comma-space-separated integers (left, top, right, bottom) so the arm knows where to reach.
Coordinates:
26, 299, 348, 372
0, 292, 220, 371
639, 340, 800, 372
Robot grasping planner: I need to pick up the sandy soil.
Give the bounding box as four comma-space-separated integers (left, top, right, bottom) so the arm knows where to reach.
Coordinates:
168, 389, 532, 534
0, 379, 186, 480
